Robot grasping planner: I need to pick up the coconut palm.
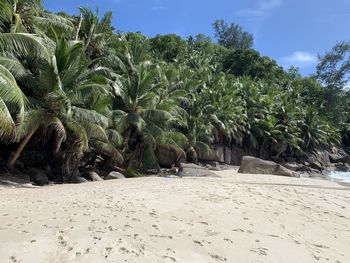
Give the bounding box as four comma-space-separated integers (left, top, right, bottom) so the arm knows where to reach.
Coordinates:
0, 1, 346, 177
111, 62, 172, 167
1, 32, 116, 177
0, 63, 27, 140
299, 107, 340, 151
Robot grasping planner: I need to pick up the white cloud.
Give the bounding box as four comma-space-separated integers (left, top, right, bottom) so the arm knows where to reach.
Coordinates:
236, 0, 282, 17
280, 51, 318, 69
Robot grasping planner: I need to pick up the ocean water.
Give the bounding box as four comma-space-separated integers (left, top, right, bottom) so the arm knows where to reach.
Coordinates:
326, 171, 350, 183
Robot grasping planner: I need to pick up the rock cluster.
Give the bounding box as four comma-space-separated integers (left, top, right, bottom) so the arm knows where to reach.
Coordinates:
238, 156, 300, 177
197, 144, 350, 176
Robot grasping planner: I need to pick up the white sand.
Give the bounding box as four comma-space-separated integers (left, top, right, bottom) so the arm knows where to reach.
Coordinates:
0, 170, 350, 263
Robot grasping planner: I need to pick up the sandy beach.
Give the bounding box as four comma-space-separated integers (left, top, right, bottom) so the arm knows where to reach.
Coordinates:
1, 170, 350, 263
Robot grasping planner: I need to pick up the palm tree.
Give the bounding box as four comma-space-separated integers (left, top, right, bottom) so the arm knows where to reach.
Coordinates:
299, 107, 340, 152
112, 62, 171, 168
0, 63, 27, 140
0, 0, 44, 33
1, 31, 116, 177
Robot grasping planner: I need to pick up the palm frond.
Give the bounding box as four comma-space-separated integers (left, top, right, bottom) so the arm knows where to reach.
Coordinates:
47, 117, 67, 154
72, 106, 109, 128
83, 122, 108, 142
0, 98, 16, 140
0, 64, 27, 122
106, 129, 123, 148
33, 13, 74, 35
0, 33, 50, 59
16, 109, 47, 140
65, 119, 89, 151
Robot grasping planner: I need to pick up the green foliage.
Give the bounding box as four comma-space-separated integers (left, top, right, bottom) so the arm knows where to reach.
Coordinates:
213, 19, 254, 50
315, 42, 350, 150
317, 41, 350, 89
150, 34, 187, 62
223, 49, 287, 81
0, 2, 346, 175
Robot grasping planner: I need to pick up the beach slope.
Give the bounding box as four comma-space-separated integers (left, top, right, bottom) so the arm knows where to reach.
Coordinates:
0, 170, 349, 263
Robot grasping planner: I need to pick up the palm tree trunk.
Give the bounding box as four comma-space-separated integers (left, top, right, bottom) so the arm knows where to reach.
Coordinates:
305, 138, 311, 152
85, 23, 95, 48
7, 129, 36, 170
75, 14, 83, 41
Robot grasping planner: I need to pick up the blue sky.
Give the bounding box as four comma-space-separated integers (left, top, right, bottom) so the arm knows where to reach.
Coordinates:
43, 0, 350, 75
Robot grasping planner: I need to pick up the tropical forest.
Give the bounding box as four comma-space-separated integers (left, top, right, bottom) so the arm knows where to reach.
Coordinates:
1, 0, 350, 183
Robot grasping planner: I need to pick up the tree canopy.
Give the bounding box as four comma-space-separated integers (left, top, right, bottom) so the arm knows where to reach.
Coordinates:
0, 1, 349, 180
213, 19, 254, 50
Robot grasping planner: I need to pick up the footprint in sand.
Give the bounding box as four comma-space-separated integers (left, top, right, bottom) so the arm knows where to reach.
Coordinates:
250, 247, 268, 256
223, 238, 234, 244
193, 240, 204, 246
57, 235, 68, 247
9, 256, 23, 263
119, 246, 130, 254
162, 255, 177, 262
103, 247, 113, 258
166, 248, 176, 254
149, 211, 158, 218
209, 254, 227, 262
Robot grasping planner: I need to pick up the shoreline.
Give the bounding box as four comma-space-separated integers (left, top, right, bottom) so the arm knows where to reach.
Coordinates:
1, 170, 350, 262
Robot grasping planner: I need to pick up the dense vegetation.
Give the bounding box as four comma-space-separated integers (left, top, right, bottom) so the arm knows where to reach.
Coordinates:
0, 0, 349, 181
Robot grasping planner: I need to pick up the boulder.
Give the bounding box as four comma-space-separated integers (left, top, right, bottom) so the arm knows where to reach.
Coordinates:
259, 144, 271, 160
285, 156, 297, 163
231, 146, 257, 166
70, 176, 88, 184
87, 172, 104, 182
306, 151, 330, 170
208, 166, 221, 171
197, 145, 224, 163
295, 149, 305, 158
185, 146, 198, 164
307, 168, 323, 177
183, 163, 205, 169
214, 146, 225, 163
238, 156, 300, 178
105, 171, 125, 180
103, 150, 124, 170
296, 165, 322, 175
155, 144, 186, 168
224, 147, 231, 165
329, 153, 345, 163
335, 163, 350, 172
205, 164, 213, 169
329, 147, 349, 163
27, 168, 50, 185
284, 162, 304, 171
341, 155, 350, 164
0, 172, 31, 185
182, 163, 217, 177
308, 161, 324, 171
231, 146, 245, 165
